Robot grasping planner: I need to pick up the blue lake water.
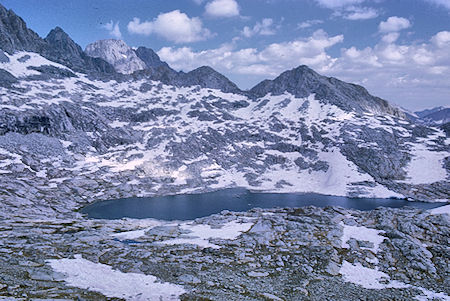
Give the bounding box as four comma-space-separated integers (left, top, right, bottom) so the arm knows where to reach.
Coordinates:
81, 188, 446, 221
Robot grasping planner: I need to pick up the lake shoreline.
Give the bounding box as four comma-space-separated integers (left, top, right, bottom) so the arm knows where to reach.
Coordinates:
82, 188, 447, 221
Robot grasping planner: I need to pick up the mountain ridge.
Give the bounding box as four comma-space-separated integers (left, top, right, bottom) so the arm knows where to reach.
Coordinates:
0, 3, 405, 116
0, 5, 116, 75
250, 65, 404, 117
0, 4, 48, 54
415, 106, 450, 125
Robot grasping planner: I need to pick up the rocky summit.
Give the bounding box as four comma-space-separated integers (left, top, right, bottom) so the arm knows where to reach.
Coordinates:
85, 39, 148, 74
0, 3, 449, 301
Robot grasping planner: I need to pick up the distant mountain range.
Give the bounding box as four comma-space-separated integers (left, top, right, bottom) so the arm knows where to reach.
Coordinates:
414, 107, 450, 125
0, 3, 448, 220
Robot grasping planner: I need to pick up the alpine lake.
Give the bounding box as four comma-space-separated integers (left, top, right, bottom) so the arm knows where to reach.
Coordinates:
81, 188, 445, 220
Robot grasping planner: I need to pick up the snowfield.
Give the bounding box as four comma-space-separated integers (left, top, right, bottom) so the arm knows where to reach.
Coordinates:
48, 255, 185, 300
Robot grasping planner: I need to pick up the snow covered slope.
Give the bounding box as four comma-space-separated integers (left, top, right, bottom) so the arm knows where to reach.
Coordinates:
0, 49, 448, 218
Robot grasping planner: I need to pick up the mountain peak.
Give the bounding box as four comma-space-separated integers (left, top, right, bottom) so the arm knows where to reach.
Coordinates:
45, 26, 71, 43
0, 3, 7, 14
250, 64, 404, 116
45, 26, 82, 55
292, 65, 321, 76
135, 46, 169, 69
415, 106, 447, 118
191, 66, 218, 73
0, 3, 48, 54
182, 65, 242, 94
49, 26, 65, 34
85, 39, 146, 74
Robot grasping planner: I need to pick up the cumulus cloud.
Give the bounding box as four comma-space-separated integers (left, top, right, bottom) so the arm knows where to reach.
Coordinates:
298, 19, 323, 29
242, 19, 277, 38
315, 0, 365, 9
330, 30, 450, 108
128, 18, 152, 35
101, 21, 122, 39
381, 32, 400, 44
431, 31, 450, 48
342, 6, 379, 20
378, 16, 411, 33
315, 0, 379, 20
127, 10, 212, 43
205, 0, 240, 18
158, 29, 343, 76
424, 0, 450, 9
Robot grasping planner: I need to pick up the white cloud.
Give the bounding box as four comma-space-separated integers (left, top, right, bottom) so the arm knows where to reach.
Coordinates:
378, 16, 411, 33
205, 0, 240, 18
242, 18, 277, 38
343, 6, 379, 20
315, 0, 365, 9
101, 21, 122, 39
298, 19, 324, 29
127, 10, 212, 43
431, 31, 450, 48
381, 32, 400, 44
331, 31, 450, 108
128, 18, 152, 35
424, 0, 450, 9
158, 29, 343, 76
315, 1, 379, 20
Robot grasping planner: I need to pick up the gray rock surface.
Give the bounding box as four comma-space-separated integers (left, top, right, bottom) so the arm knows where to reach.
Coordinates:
0, 69, 16, 87
85, 39, 147, 74
0, 49, 9, 62
135, 46, 170, 69
0, 4, 48, 54
0, 206, 448, 300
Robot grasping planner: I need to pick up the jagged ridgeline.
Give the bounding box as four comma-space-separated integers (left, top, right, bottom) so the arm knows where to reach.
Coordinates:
0, 3, 448, 219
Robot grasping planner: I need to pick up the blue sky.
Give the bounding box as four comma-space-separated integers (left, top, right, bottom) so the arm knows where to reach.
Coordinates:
2, 0, 450, 110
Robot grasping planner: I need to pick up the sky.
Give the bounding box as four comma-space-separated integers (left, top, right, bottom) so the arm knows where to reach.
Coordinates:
1, 0, 450, 110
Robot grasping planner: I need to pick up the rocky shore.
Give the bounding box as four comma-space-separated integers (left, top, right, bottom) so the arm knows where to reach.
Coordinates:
0, 205, 448, 300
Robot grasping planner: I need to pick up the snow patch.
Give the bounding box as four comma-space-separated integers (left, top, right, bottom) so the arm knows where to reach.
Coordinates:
112, 219, 165, 240
109, 120, 129, 128
340, 261, 450, 300
402, 141, 448, 185
48, 255, 185, 300
429, 205, 450, 216
341, 222, 386, 253
0, 51, 71, 78
161, 220, 254, 249
340, 261, 408, 290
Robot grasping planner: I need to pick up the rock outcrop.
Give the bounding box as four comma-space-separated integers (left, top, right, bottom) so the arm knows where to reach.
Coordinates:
85, 39, 147, 74
0, 4, 48, 54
